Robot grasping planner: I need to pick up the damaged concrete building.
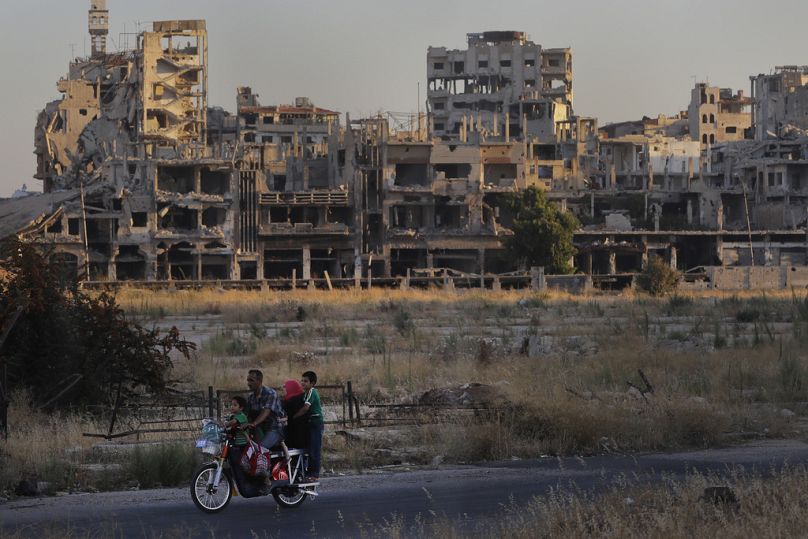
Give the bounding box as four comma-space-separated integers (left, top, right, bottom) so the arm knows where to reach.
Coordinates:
7, 2, 808, 290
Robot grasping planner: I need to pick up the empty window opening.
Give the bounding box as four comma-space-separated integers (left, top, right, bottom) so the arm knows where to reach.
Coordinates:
433, 62, 444, 70
709, 95, 715, 104
431, 249, 480, 273
262, 115, 274, 124
500, 59, 511, 67
115, 245, 146, 280
131, 212, 148, 227
167, 242, 195, 280
47, 218, 63, 234
147, 110, 169, 129
435, 203, 465, 229
433, 101, 445, 110
239, 261, 257, 280
112, 198, 122, 211
391, 249, 426, 277
243, 113, 257, 126
709, 113, 715, 123
263, 249, 303, 279
548, 58, 560, 67
725, 126, 737, 134
79, 109, 88, 116
202, 207, 226, 227
484, 163, 518, 184
389, 205, 425, 229
709, 134, 715, 144
68, 218, 80, 235
158, 165, 195, 193
159, 205, 197, 230
535, 144, 557, 160
201, 169, 230, 195
524, 58, 535, 67
328, 207, 352, 226
201, 255, 229, 280
434, 163, 471, 179
478, 60, 488, 68
702, 134, 708, 144
453, 61, 464, 74
310, 249, 338, 279
394, 163, 430, 186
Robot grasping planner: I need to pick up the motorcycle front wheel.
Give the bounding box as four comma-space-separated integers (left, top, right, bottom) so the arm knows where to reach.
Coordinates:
191, 462, 233, 513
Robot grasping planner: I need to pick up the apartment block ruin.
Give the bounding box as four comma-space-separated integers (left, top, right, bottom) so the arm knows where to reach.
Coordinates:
6, 3, 808, 289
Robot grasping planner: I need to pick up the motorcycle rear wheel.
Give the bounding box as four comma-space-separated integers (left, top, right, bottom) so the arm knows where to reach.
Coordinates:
191, 463, 233, 513
272, 486, 307, 508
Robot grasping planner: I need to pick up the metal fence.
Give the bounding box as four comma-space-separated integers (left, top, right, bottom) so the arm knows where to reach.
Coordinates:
83, 381, 362, 440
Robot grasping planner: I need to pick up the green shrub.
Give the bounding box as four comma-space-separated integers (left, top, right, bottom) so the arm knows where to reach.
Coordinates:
127, 443, 201, 488
637, 257, 680, 296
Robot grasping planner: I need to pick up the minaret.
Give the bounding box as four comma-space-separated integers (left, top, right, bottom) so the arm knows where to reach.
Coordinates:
88, 0, 109, 57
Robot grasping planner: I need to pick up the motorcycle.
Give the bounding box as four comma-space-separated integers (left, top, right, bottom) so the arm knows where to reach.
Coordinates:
191, 419, 319, 513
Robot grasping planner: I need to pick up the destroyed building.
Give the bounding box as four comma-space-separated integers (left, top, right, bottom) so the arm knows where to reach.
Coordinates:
6, 3, 808, 290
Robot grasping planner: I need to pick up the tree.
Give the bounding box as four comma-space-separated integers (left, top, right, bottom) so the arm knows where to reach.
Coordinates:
0, 238, 195, 410
503, 186, 580, 274
636, 256, 680, 296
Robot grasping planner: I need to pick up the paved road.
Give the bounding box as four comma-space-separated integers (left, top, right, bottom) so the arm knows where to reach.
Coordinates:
3, 440, 808, 538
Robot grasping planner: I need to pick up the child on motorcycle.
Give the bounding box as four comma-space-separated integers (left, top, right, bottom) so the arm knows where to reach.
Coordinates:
224, 396, 249, 447
298, 371, 324, 481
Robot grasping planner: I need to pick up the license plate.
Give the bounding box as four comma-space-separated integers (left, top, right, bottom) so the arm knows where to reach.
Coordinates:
195, 439, 207, 448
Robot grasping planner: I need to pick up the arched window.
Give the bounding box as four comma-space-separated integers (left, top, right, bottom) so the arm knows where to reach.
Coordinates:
702, 114, 708, 124
709, 113, 715, 123
709, 134, 715, 144
701, 92, 707, 105
710, 94, 715, 104
702, 134, 708, 144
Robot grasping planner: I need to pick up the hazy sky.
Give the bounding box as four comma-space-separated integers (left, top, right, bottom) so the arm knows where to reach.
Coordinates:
1, 0, 805, 196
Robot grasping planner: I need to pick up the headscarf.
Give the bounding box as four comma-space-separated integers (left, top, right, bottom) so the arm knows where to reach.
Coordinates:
283, 379, 303, 401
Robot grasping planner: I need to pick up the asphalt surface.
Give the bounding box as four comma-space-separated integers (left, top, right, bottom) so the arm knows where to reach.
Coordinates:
3, 439, 808, 538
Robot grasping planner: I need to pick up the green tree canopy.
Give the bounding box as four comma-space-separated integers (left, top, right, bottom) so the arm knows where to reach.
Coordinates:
0, 238, 195, 410
503, 186, 580, 274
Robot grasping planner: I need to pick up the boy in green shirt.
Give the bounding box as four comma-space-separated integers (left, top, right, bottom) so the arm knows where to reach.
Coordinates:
297, 371, 324, 481
225, 396, 249, 447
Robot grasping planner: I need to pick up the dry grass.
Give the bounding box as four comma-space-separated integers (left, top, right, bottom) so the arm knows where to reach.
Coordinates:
0, 391, 103, 494
173, 290, 808, 463
6, 288, 808, 495
365, 467, 808, 539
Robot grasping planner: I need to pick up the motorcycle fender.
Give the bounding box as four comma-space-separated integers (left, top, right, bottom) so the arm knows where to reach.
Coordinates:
269, 479, 291, 494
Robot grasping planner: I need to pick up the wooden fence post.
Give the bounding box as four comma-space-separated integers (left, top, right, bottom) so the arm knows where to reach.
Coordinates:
347, 381, 355, 425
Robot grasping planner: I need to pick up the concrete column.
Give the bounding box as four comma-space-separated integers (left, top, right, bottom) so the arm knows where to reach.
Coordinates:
715, 236, 724, 265
590, 193, 595, 218
196, 252, 202, 280
764, 234, 772, 266
302, 247, 311, 280
608, 252, 617, 275
505, 113, 510, 142
426, 253, 434, 269
686, 199, 693, 225
669, 246, 677, 270
477, 249, 485, 275
585, 253, 593, 274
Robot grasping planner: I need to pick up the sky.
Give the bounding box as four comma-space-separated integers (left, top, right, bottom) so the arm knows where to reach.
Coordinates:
0, 0, 806, 196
